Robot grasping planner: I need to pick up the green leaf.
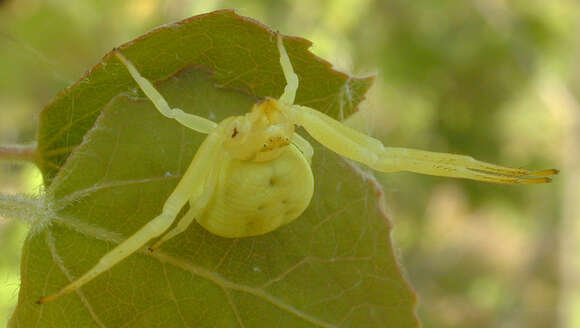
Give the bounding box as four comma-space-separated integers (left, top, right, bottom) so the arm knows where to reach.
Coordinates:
11, 10, 418, 327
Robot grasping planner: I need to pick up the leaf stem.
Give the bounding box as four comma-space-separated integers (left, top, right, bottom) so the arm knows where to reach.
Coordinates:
0, 144, 38, 163
0, 194, 53, 231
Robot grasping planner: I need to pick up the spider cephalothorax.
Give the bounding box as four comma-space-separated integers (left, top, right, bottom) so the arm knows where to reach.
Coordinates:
223, 97, 295, 162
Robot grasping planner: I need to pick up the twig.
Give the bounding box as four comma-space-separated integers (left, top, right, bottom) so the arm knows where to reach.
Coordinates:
0, 145, 38, 163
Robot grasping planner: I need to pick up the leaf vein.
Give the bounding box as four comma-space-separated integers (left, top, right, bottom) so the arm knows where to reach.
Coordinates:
44, 230, 107, 328
162, 263, 188, 327
55, 176, 181, 208
221, 287, 245, 328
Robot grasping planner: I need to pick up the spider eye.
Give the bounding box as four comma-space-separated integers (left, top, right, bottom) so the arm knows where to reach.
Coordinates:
231, 127, 239, 138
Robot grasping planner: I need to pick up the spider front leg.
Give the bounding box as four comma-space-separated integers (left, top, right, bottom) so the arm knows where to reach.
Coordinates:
38, 132, 225, 304
277, 33, 299, 105
273, 31, 557, 183
291, 132, 314, 163
114, 50, 217, 134
287, 104, 558, 184
149, 156, 221, 251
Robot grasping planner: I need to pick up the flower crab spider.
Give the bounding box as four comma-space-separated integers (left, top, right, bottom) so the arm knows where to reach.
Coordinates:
38, 33, 557, 304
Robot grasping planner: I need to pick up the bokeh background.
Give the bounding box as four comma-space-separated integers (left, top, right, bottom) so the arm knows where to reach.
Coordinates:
1, 0, 578, 327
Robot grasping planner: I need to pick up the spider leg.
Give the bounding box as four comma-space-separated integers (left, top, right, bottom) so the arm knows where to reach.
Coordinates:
114, 51, 217, 134
38, 132, 225, 304
276, 33, 299, 105
287, 104, 558, 184
291, 132, 313, 163
149, 156, 221, 251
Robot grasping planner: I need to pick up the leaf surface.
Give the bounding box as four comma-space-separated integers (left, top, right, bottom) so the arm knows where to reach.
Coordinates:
12, 10, 418, 328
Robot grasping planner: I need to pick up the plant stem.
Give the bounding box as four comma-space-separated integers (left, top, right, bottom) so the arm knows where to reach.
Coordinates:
0, 145, 38, 163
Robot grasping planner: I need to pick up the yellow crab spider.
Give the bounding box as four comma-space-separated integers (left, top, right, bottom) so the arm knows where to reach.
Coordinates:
38, 33, 557, 304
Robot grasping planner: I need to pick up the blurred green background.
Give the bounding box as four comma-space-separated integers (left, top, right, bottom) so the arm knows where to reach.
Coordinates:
0, 0, 578, 327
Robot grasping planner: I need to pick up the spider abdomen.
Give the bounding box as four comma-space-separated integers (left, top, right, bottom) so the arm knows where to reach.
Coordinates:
195, 145, 314, 238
